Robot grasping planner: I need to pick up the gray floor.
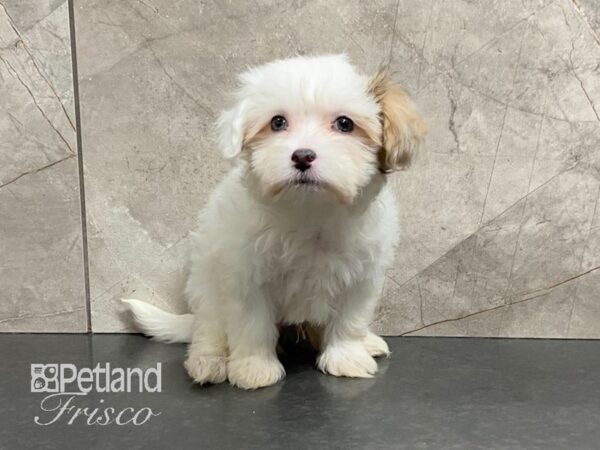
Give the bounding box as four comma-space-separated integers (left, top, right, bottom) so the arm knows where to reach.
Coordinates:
1, 335, 599, 449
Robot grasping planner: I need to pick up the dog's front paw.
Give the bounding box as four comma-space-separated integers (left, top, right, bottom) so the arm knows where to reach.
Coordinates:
317, 342, 378, 378
184, 355, 228, 385
364, 331, 390, 357
227, 355, 285, 390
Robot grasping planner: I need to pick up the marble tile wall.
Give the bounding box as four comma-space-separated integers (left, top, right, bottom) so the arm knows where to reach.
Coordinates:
0, 0, 86, 331
1, 0, 599, 337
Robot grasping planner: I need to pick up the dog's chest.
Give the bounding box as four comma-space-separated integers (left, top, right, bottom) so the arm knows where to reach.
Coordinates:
276, 227, 355, 270
261, 226, 377, 323
306, 230, 330, 252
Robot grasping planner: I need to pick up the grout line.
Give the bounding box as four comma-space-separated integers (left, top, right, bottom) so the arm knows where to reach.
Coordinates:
387, 0, 401, 65
68, 0, 92, 334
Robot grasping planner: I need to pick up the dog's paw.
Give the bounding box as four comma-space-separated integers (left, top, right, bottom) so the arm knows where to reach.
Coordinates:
227, 355, 285, 390
317, 343, 378, 378
364, 332, 390, 358
184, 355, 228, 385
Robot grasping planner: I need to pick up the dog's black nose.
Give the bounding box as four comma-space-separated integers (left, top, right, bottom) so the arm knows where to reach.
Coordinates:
291, 149, 316, 172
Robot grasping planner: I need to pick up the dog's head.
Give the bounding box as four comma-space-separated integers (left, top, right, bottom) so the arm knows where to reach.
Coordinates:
217, 55, 426, 203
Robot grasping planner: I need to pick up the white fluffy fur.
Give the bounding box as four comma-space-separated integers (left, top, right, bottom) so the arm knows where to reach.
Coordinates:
124, 55, 423, 390
121, 299, 194, 343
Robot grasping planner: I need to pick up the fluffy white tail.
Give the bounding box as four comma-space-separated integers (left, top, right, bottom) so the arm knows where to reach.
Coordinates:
122, 298, 193, 343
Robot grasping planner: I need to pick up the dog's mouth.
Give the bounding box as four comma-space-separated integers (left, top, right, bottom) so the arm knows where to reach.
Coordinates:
292, 176, 320, 187
291, 176, 324, 192
265, 174, 351, 204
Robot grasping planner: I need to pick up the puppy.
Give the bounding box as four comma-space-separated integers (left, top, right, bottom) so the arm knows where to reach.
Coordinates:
124, 55, 426, 389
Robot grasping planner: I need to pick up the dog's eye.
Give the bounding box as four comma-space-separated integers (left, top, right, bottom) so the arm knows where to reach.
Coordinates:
270, 115, 288, 131
333, 116, 354, 133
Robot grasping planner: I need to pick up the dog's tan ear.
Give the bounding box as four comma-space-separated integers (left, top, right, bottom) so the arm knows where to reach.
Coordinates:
368, 70, 427, 171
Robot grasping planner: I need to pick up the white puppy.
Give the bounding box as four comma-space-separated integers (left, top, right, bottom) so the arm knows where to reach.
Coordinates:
124, 55, 426, 389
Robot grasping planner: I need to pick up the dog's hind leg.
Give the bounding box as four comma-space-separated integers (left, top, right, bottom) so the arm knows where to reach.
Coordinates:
364, 330, 390, 357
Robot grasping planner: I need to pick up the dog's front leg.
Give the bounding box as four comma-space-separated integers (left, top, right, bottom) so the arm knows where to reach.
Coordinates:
225, 290, 285, 390
184, 317, 228, 385
317, 280, 382, 378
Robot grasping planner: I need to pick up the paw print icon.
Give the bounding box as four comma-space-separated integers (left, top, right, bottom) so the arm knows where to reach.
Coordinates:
30, 364, 59, 393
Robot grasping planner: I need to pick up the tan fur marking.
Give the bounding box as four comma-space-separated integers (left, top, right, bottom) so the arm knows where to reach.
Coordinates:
368, 70, 427, 171
243, 122, 271, 150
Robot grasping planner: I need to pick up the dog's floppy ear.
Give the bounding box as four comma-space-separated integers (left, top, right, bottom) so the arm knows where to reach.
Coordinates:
217, 101, 247, 159
368, 70, 427, 171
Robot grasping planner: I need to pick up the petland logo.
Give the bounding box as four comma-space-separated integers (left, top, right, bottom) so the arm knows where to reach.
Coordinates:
30, 363, 162, 426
